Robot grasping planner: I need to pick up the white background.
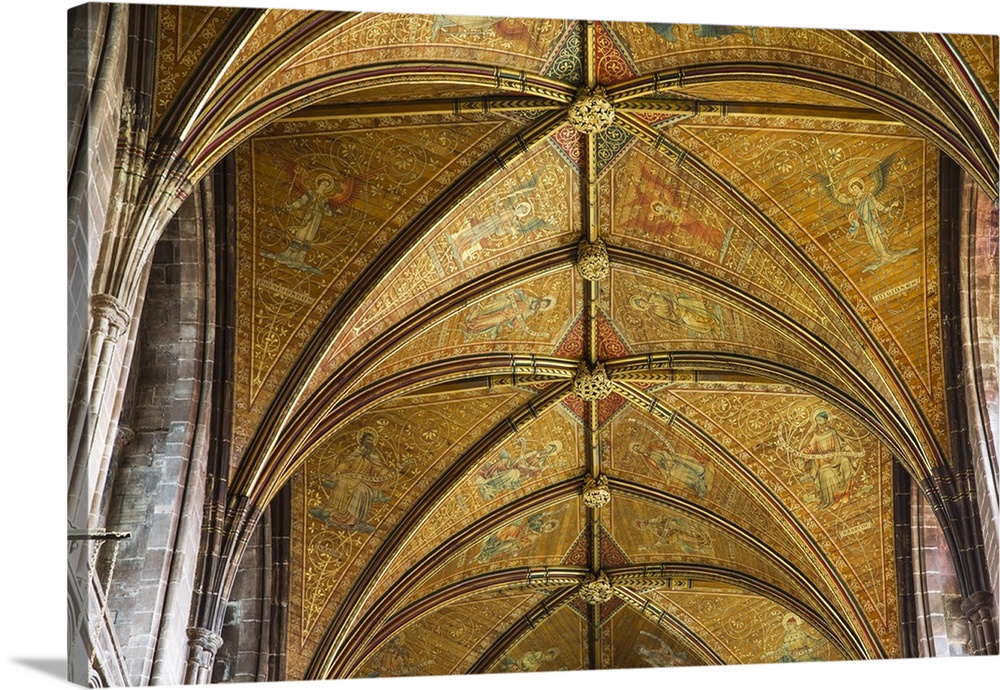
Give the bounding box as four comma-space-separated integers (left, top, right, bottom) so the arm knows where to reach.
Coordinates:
4, 0, 997, 688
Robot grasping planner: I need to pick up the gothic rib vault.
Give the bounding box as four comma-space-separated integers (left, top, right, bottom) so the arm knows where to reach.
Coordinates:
72, 5, 1000, 683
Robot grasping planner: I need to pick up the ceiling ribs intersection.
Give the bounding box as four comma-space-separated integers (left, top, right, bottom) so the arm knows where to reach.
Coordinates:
275, 20, 913, 677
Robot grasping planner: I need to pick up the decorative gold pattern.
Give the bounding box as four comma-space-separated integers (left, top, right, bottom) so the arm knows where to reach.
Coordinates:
576, 237, 611, 280
573, 361, 615, 401
567, 86, 616, 134
582, 474, 611, 508
150, 7, 980, 677
643, 588, 846, 664
579, 571, 615, 604
289, 387, 535, 669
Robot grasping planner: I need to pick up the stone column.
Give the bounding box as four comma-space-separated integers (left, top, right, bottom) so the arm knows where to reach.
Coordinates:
185, 626, 223, 684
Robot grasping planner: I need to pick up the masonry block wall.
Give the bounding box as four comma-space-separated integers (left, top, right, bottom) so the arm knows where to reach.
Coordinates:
67, 6, 131, 685
965, 186, 999, 598
213, 515, 272, 684
67, 2, 127, 526
99, 185, 216, 686
67, 3, 126, 412
911, 488, 972, 656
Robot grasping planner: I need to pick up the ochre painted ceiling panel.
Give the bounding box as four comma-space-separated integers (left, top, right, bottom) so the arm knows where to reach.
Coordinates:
287, 385, 536, 678
604, 402, 854, 599
949, 33, 1000, 108
665, 82, 874, 109
402, 493, 584, 604
152, 4, 242, 133
643, 588, 849, 664
605, 145, 859, 353
486, 600, 589, 673
661, 387, 900, 654
607, 494, 827, 616
344, 267, 582, 400
603, 23, 952, 127
889, 31, 999, 153
237, 13, 578, 120
174, 6, 996, 678
351, 588, 547, 677
671, 120, 947, 451
304, 141, 583, 409
380, 404, 585, 616
603, 603, 703, 669
232, 114, 524, 464
604, 266, 849, 385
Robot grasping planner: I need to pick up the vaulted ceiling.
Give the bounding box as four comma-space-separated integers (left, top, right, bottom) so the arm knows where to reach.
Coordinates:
150, 6, 998, 679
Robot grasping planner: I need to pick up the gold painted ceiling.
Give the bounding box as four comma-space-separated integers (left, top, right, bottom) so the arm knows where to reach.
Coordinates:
153, 5, 999, 680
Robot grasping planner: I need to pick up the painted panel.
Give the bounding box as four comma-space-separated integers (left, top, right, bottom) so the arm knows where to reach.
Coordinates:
286, 386, 534, 678
232, 115, 520, 464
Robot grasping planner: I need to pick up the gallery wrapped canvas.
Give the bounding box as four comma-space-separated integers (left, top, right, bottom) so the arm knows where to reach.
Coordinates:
65, 1, 999, 687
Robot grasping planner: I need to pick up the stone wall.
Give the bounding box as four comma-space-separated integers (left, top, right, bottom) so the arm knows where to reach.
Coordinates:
213, 516, 271, 684
963, 183, 999, 604
98, 183, 216, 686
911, 487, 972, 656
67, 6, 131, 685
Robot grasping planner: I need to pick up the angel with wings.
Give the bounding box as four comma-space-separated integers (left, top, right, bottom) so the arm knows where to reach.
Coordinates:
812, 153, 916, 272
261, 154, 365, 275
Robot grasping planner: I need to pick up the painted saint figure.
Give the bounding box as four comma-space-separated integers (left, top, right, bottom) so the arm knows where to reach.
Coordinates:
637, 631, 690, 667
363, 634, 433, 677
628, 167, 735, 262
634, 440, 714, 497
446, 176, 549, 269
812, 153, 916, 272
309, 429, 397, 533
633, 515, 712, 554
775, 613, 827, 662
431, 15, 539, 50
630, 290, 723, 339
498, 648, 558, 673
647, 23, 758, 43
475, 511, 558, 563
476, 439, 561, 501
785, 409, 865, 508
461, 288, 555, 340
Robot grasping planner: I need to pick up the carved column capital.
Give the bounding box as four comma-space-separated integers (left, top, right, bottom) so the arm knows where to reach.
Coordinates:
573, 361, 614, 401
187, 626, 223, 655
961, 591, 998, 655
91, 293, 130, 340
583, 474, 611, 508
576, 238, 610, 281
186, 626, 224, 683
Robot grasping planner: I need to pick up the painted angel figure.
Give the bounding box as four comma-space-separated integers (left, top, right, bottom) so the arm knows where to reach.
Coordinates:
812, 153, 916, 272
261, 154, 366, 275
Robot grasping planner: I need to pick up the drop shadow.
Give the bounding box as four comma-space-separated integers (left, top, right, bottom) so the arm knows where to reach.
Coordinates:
10, 658, 66, 681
